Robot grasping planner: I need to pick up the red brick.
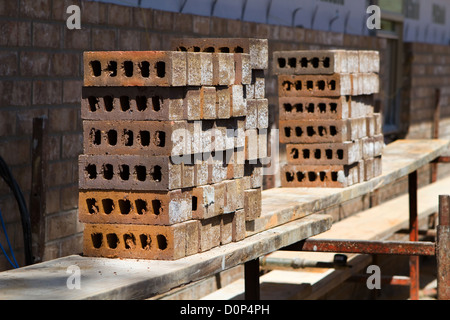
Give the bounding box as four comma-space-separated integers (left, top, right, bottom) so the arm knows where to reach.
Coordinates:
60, 185, 78, 211
0, 1, 18, 16
32, 22, 61, 49
51, 0, 81, 20
118, 29, 141, 51
20, 0, 51, 19
286, 141, 363, 165
0, 51, 18, 76
52, 53, 79, 77
278, 74, 353, 97
0, 21, 31, 46
33, 80, 62, 105
108, 4, 132, 27
47, 160, 75, 187
173, 12, 193, 33
221, 213, 234, 245
83, 220, 199, 260
193, 15, 210, 35
91, 28, 117, 51
63, 80, 82, 104
20, 52, 51, 77
47, 210, 83, 241
278, 96, 350, 121
213, 53, 235, 86
79, 189, 193, 225
186, 52, 213, 86
192, 185, 216, 220
232, 209, 246, 241
133, 7, 153, 29
48, 107, 78, 132
244, 188, 261, 221
80, 1, 108, 25
198, 216, 221, 252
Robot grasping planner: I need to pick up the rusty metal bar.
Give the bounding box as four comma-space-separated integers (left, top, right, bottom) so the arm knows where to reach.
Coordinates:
409, 170, 419, 300
432, 156, 450, 164
437, 195, 450, 300
295, 239, 435, 256
431, 88, 441, 182
244, 258, 260, 300
348, 274, 411, 286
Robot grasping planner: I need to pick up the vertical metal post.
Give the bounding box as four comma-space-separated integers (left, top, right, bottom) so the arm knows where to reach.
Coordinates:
408, 171, 419, 300
244, 258, 260, 300
431, 89, 441, 183
437, 195, 450, 300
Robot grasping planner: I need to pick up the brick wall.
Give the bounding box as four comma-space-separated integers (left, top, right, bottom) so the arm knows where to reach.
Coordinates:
0, 0, 448, 271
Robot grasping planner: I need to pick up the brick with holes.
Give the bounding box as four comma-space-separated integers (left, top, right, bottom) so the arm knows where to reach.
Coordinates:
83, 51, 187, 87
278, 96, 350, 121
78, 154, 182, 191
286, 140, 363, 165
278, 74, 353, 97
281, 163, 362, 188
78, 189, 192, 225
192, 184, 216, 220
82, 220, 199, 260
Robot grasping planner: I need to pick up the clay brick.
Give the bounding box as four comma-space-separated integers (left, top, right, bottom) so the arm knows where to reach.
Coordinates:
208, 155, 227, 185
214, 181, 226, 215
279, 96, 350, 121
363, 157, 375, 181
374, 155, 382, 177
245, 99, 258, 129
373, 134, 384, 156
257, 98, 269, 129
358, 50, 380, 73
82, 120, 190, 157
201, 86, 217, 120
273, 50, 349, 75
212, 53, 235, 86
244, 188, 262, 221
78, 189, 192, 225
78, 154, 182, 191
245, 128, 258, 161
216, 86, 231, 119
232, 209, 246, 242
81, 86, 186, 121
172, 38, 268, 70
198, 216, 221, 252
252, 70, 266, 99
258, 129, 268, 161
192, 185, 216, 219
182, 163, 195, 188
245, 161, 263, 189
186, 52, 213, 86
83, 51, 187, 87
279, 118, 366, 144
185, 87, 201, 120
230, 85, 246, 117
366, 116, 375, 137
221, 213, 234, 245
224, 180, 237, 213
232, 147, 245, 179
83, 220, 199, 260
362, 137, 375, 159
286, 140, 363, 165
350, 95, 374, 118
234, 53, 252, 84
281, 163, 362, 188
278, 74, 352, 97
235, 119, 246, 149
194, 157, 209, 186
373, 113, 382, 135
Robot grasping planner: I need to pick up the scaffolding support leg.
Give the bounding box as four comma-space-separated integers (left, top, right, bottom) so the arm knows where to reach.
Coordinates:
409, 171, 419, 300
244, 258, 260, 300
437, 195, 450, 300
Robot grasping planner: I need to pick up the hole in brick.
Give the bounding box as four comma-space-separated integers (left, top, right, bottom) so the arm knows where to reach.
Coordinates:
151, 96, 161, 111
178, 46, 187, 51
192, 196, 198, 211
151, 165, 162, 182
139, 61, 150, 77
139, 130, 150, 147
88, 96, 100, 112
90, 60, 102, 77
86, 164, 97, 179
119, 164, 130, 180
330, 103, 337, 113
296, 171, 305, 182
308, 172, 317, 181
135, 166, 147, 181
203, 47, 215, 52
154, 131, 166, 147
103, 164, 114, 180
290, 148, 299, 159
135, 199, 148, 215
288, 58, 297, 68
155, 61, 166, 78
234, 46, 244, 53
119, 199, 131, 215
307, 126, 316, 136
300, 57, 308, 68
314, 149, 321, 159
106, 233, 119, 249
123, 233, 136, 249
285, 171, 294, 182
107, 130, 117, 146
337, 149, 344, 160
302, 149, 310, 159
193, 46, 201, 52
104, 95, 114, 112
90, 128, 101, 145
307, 81, 313, 90
319, 172, 327, 181
140, 234, 151, 250
282, 81, 292, 91
295, 127, 303, 137
318, 103, 326, 113
124, 129, 133, 146
284, 127, 291, 138
331, 172, 338, 181
136, 96, 147, 111
123, 61, 133, 77
102, 198, 114, 214
157, 234, 167, 250
311, 57, 319, 68
318, 126, 327, 136
106, 61, 117, 77
329, 80, 336, 90
152, 199, 162, 215
323, 57, 330, 68
278, 58, 286, 68
317, 80, 325, 90
284, 103, 292, 112
120, 96, 130, 111
307, 103, 314, 113
91, 233, 103, 249
326, 149, 333, 159
295, 81, 302, 90
330, 126, 338, 136
219, 47, 230, 53
295, 103, 303, 113
86, 198, 99, 214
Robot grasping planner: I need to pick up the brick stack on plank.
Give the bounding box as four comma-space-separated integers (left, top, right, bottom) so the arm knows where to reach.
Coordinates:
79, 38, 268, 260
274, 50, 383, 188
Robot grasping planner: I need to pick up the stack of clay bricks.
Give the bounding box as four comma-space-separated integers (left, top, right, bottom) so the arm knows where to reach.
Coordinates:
274, 50, 383, 188
78, 38, 269, 260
